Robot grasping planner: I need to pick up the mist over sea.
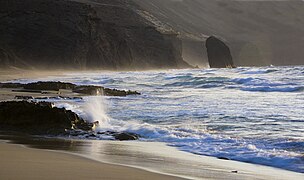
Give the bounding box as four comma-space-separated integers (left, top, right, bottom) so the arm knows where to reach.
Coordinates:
14, 66, 304, 173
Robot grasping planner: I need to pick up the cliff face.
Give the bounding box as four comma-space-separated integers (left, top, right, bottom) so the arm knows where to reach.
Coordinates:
133, 0, 304, 67
0, 0, 190, 70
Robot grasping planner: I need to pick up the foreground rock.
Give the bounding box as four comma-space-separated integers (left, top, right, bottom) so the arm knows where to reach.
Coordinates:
0, 101, 93, 135
206, 36, 235, 68
0, 101, 140, 141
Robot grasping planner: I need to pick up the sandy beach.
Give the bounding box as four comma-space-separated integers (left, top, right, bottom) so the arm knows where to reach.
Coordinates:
0, 141, 184, 180
0, 136, 303, 180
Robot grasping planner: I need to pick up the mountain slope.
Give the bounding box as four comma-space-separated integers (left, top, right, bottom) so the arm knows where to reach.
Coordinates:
134, 0, 304, 67
0, 0, 190, 70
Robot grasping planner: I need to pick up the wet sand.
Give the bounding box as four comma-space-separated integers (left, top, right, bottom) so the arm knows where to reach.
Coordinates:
0, 135, 303, 180
0, 141, 184, 180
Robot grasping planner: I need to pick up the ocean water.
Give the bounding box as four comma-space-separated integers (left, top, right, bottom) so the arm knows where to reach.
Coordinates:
14, 66, 304, 173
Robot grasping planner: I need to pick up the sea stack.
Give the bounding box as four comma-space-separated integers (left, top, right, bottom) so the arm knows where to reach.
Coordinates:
206, 36, 235, 68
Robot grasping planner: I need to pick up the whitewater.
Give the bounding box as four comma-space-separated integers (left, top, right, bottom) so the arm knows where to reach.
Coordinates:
14, 66, 304, 173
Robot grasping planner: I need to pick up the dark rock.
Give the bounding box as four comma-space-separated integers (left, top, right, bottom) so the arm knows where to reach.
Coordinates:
35, 96, 83, 100
97, 131, 116, 135
0, 101, 93, 135
0, 83, 23, 88
24, 81, 76, 91
2, 80, 140, 97
97, 131, 140, 141
73, 85, 140, 96
14, 95, 34, 100
231, 170, 238, 173
114, 132, 139, 141
104, 88, 141, 96
206, 36, 235, 68
218, 157, 230, 160
72, 85, 103, 96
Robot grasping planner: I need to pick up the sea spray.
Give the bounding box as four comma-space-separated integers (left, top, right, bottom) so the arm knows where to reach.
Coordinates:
84, 96, 111, 130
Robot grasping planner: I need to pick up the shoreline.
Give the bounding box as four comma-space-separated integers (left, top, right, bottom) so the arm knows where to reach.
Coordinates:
0, 140, 186, 180
1, 136, 303, 180
0, 70, 303, 179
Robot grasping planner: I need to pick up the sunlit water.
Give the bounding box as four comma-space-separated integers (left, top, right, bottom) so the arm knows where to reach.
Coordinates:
13, 66, 304, 173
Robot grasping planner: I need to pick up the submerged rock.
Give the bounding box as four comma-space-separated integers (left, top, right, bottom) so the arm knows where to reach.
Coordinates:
206, 36, 235, 68
103, 88, 141, 97
114, 132, 139, 141
73, 85, 140, 96
0, 101, 93, 135
97, 131, 140, 141
35, 96, 83, 100
73, 86, 140, 96
72, 85, 103, 96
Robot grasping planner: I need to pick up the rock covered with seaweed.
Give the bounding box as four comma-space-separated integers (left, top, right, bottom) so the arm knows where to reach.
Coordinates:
0, 101, 140, 141
0, 101, 92, 135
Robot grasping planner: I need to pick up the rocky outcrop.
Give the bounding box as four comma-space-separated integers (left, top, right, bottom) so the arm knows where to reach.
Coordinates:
206, 36, 235, 68
0, 0, 190, 70
0, 83, 23, 88
0, 101, 93, 135
0, 101, 140, 140
1, 81, 140, 96
24, 82, 76, 91
73, 85, 140, 96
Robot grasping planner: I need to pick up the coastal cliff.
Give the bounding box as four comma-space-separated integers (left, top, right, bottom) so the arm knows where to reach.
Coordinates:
0, 0, 190, 70
134, 0, 304, 67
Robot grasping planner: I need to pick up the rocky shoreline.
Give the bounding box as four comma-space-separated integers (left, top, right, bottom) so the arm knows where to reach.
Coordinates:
0, 81, 141, 141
